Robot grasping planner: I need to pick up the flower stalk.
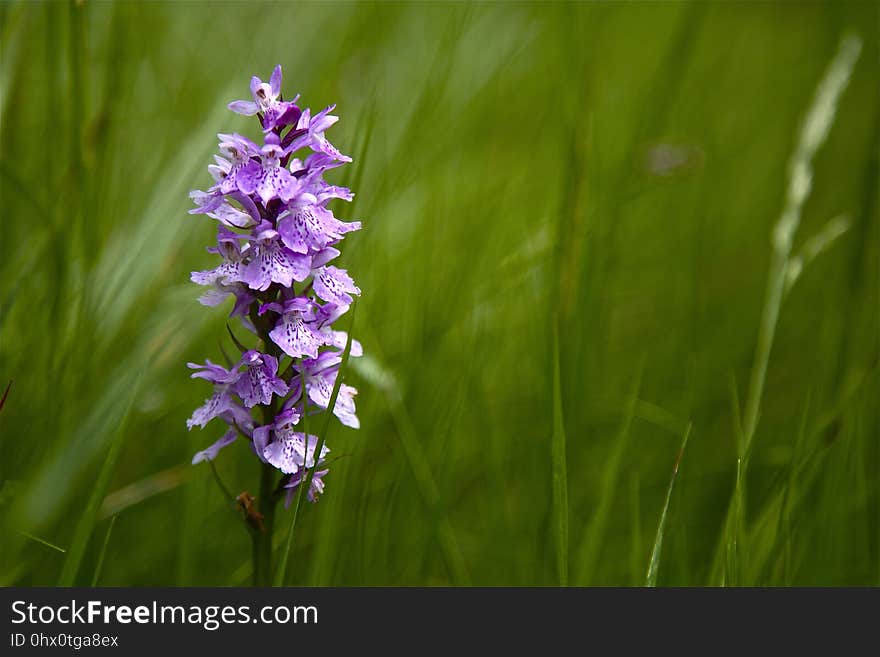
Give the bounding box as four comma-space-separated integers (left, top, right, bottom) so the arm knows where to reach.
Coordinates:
184, 66, 364, 586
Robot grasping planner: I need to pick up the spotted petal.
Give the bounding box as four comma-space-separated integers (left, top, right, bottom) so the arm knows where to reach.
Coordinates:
269, 313, 327, 359
243, 239, 310, 291
313, 266, 360, 305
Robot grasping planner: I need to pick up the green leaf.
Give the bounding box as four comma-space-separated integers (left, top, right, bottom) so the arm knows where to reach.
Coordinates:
551, 326, 569, 586
57, 373, 141, 586
646, 423, 692, 587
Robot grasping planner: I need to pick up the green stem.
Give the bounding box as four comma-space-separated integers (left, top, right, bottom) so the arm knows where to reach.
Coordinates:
275, 302, 357, 586
252, 460, 277, 586
722, 35, 860, 585
250, 300, 282, 586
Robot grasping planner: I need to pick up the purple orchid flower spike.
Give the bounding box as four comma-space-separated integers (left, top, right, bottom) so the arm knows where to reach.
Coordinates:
187, 66, 365, 572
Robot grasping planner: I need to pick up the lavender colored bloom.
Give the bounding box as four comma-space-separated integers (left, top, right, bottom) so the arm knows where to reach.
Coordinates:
191, 228, 246, 287
312, 265, 361, 306
211, 133, 263, 197
196, 281, 255, 319
228, 65, 301, 132
252, 408, 317, 474
242, 221, 311, 291
286, 351, 361, 429
277, 203, 361, 254
232, 350, 288, 408
208, 200, 257, 229
307, 370, 360, 429
322, 327, 364, 357
187, 65, 364, 506
236, 134, 301, 205
190, 229, 255, 318
284, 464, 329, 505
188, 351, 287, 411
261, 297, 327, 359
192, 429, 237, 464
187, 389, 235, 430
293, 105, 352, 163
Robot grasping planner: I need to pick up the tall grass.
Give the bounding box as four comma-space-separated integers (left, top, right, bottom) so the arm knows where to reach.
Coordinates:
0, 0, 877, 586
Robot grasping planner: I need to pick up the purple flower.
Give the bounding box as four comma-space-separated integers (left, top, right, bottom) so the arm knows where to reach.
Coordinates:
192, 429, 237, 464
321, 327, 364, 357
215, 133, 262, 195
228, 65, 301, 132
262, 297, 328, 359
287, 352, 361, 429
187, 350, 287, 414
284, 464, 329, 505
312, 265, 361, 306
236, 134, 301, 205
207, 200, 257, 229
187, 389, 236, 430
289, 105, 352, 163
277, 203, 361, 254
253, 408, 320, 475
190, 228, 256, 316
242, 221, 311, 291
308, 371, 360, 429
188, 65, 365, 506
191, 228, 246, 287
232, 350, 288, 408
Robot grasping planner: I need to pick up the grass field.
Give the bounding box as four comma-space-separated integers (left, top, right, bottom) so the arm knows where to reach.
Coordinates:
0, 0, 877, 586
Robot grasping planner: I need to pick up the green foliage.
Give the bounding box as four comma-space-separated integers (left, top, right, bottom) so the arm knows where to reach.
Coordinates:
0, 0, 877, 585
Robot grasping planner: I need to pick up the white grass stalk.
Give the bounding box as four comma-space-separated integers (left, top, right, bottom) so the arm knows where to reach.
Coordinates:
784, 214, 851, 293
741, 34, 861, 459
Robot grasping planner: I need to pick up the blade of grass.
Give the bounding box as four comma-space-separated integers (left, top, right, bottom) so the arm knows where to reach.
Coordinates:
99, 465, 189, 518
550, 325, 569, 586
275, 303, 356, 586
0, 379, 11, 412
723, 34, 861, 585
742, 33, 861, 459
646, 422, 692, 587
777, 391, 811, 584
90, 515, 117, 587
57, 372, 141, 586
16, 530, 66, 554
744, 368, 876, 582
726, 372, 744, 585
359, 313, 470, 585
629, 474, 642, 586
575, 361, 644, 584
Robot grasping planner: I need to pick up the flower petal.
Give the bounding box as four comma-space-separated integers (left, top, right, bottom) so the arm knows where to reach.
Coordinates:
187, 390, 233, 430
243, 239, 311, 291
270, 65, 282, 97
313, 266, 360, 305
228, 100, 259, 115
269, 313, 326, 359
192, 429, 237, 464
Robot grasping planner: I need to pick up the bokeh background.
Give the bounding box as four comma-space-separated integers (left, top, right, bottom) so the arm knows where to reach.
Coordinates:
1, 0, 877, 586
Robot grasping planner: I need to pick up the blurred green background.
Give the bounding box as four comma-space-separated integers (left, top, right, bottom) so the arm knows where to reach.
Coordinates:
0, 0, 877, 586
